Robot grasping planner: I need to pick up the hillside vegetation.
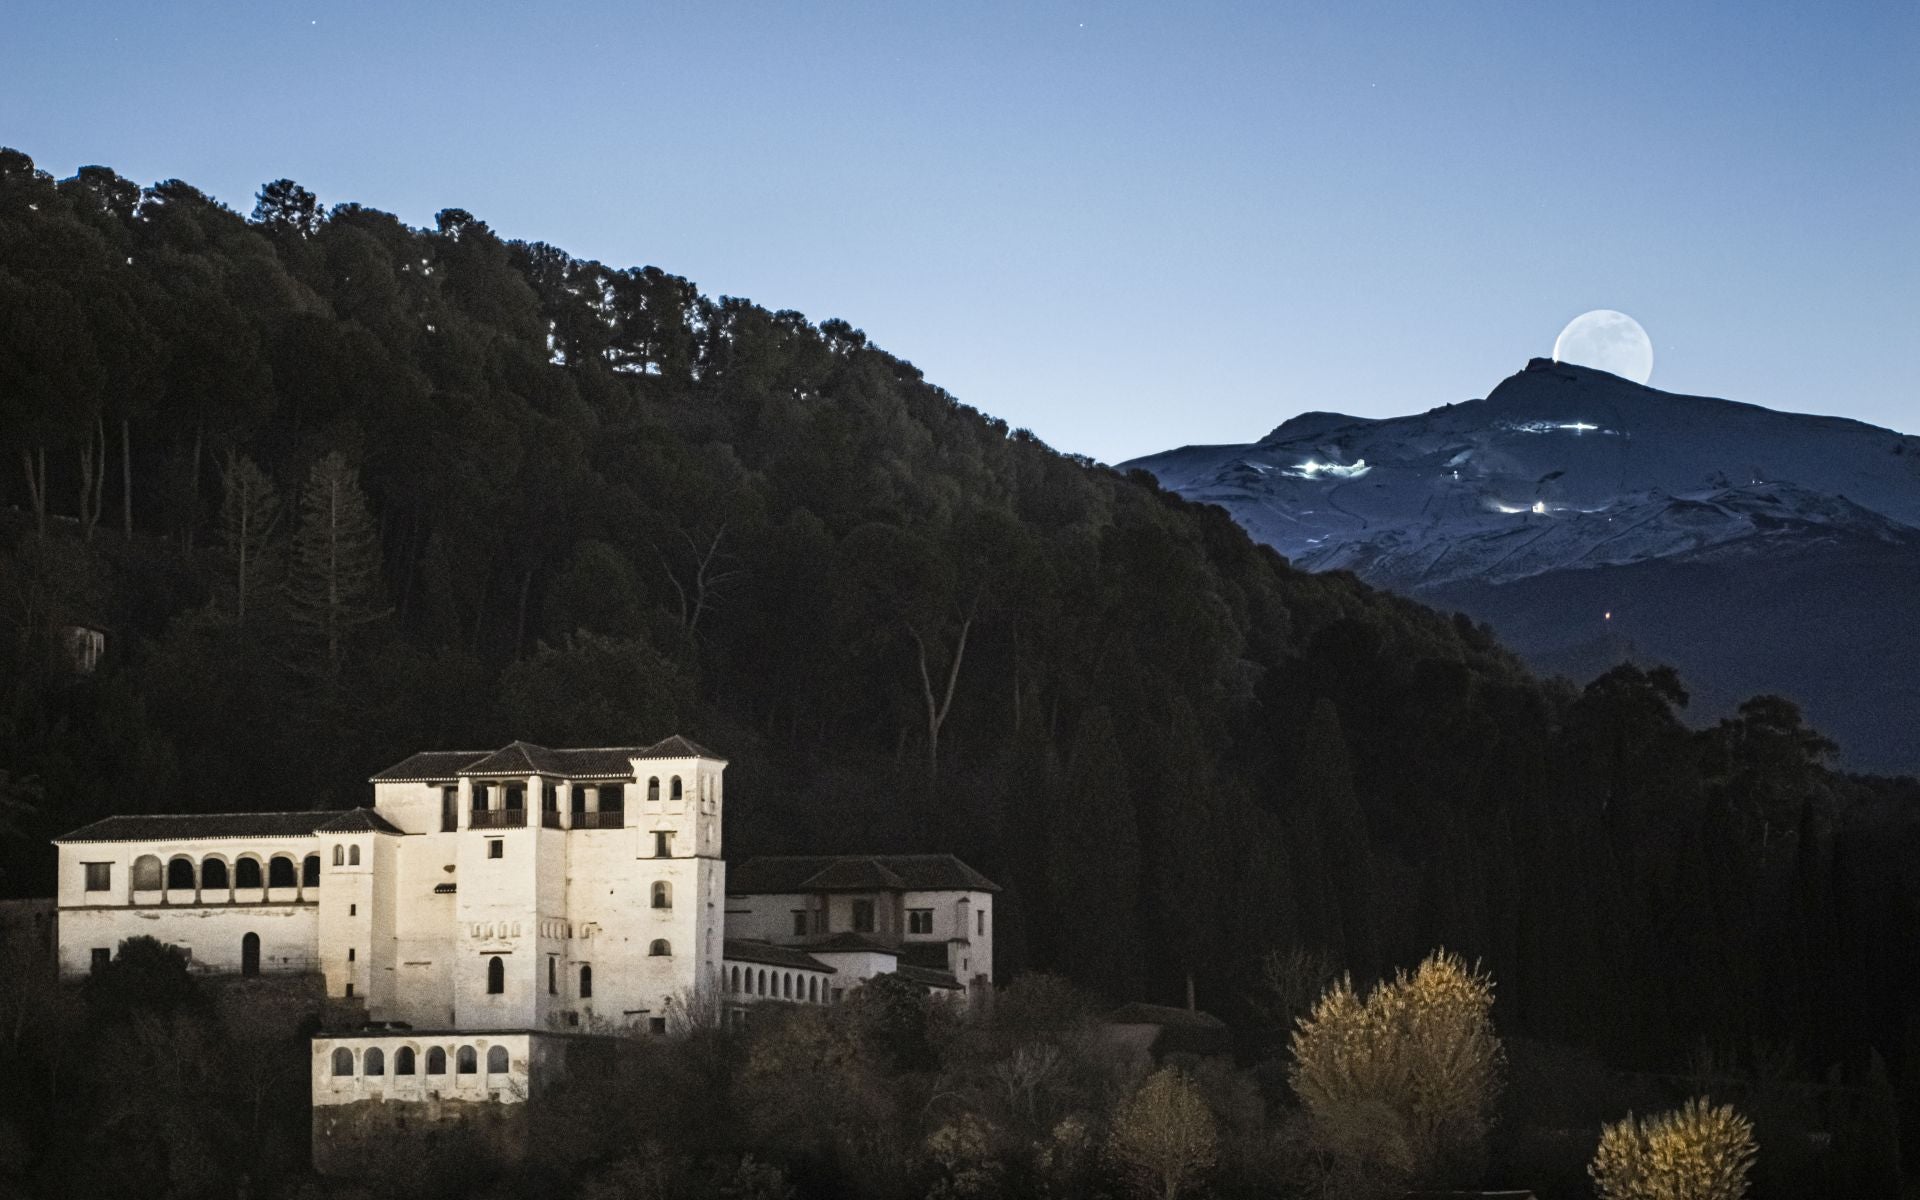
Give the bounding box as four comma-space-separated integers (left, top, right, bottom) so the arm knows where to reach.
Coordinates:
3, 149, 1917, 1093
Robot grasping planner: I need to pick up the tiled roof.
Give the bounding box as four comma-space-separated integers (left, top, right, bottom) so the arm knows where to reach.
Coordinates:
728, 854, 1000, 895
373, 736, 724, 783
55, 808, 399, 843
369, 751, 490, 782
722, 939, 835, 972
896, 964, 964, 990
634, 734, 721, 761
1103, 1003, 1228, 1030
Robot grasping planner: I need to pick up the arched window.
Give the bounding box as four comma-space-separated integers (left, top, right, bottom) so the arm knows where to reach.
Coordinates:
332, 845, 345, 867
486, 956, 504, 994
268, 856, 296, 888
456, 1046, 477, 1074
331, 1047, 353, 1076
349, 845, 360, 866
757, 969, 767, 996
302, 854, 320, 887
235, 858, 262, 889
395, 1047, 416, 1075
132, 855, 162, 890
486, 1046, 508, 1074
201, 858, 229, 890
426, 1046, 446, 1074
166, 857, 196, 890
647, 777, 660, 803
808, 976, 818, 1003
730, 966, 741, 994
651, 881, 671, 909
784, 973, 793, 999
241, 932, 260, 976
579, 964, 592, 999
670, 776, 683, 802
649, 939, 670, 957
364, 1047, 385, 1076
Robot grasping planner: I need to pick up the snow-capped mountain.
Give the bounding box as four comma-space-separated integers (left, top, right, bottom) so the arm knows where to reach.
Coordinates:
1124, 358, 1920, 773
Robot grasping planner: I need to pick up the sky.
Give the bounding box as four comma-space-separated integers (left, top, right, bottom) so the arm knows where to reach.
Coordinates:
5, 0, 1916, 463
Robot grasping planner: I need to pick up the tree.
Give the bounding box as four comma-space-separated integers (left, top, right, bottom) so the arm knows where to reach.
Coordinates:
284, 452, 388, 678
1043, 706, 1142, 997
1107, 1066, 1217, 1200
251, 179, 325, 237
1288, 949, 1504, 1193
215, 451, 281, 625
1590, 1097, 1757, 1200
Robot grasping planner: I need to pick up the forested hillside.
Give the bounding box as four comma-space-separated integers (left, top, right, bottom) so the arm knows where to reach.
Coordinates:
3, 147, 1917, 1089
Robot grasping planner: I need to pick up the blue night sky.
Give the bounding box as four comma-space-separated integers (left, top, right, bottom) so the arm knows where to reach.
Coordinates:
6, 1, 1915, 462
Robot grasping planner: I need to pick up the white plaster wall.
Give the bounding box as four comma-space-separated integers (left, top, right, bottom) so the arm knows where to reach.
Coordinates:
313, 1032, 533, 1106
58, 902, 318, 977
373, 781, 452, 835
562, 826, 710, 1029
56, 836, 326, 978
454, 822, 542, 1029
902, 888, 994, 983
316, 833, 379, 1000
383, 831, 459, 1028
808, 949, 898, 999
724, 892, 810, 942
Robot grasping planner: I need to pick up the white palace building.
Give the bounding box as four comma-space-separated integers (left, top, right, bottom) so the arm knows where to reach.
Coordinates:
50, 735, 996, 1167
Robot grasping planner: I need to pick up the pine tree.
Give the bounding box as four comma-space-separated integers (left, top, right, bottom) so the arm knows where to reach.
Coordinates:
215, 451, 280, 625
285, 452, 387, 679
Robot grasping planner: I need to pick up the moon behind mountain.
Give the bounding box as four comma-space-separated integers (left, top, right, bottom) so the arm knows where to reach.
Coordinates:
1553, 310, 1654, 385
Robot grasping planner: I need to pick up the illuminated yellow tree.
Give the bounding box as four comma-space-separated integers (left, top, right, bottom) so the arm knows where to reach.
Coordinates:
1107, 1066, 1217, 1200
1590, 1098, 1757, 1200
1287, 949, 1504, 1192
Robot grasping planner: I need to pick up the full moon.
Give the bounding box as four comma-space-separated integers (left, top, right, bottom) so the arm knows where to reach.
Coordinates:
1553, 310, 1653, 385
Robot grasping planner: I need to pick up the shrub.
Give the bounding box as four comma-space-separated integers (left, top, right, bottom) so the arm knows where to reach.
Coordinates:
1589, 1097, 1757, 1200
1287, 949, 1503, 1192
1107, 1066, 1217, 1200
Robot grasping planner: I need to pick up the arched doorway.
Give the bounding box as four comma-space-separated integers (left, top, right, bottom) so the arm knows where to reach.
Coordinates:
241, 932, 260, 976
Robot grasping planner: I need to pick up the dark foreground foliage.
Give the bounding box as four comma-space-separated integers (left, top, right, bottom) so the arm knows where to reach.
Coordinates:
3, 149, 1919, 1189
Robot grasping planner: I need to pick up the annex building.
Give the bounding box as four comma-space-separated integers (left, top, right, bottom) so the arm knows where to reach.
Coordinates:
50, 735, 996, 1169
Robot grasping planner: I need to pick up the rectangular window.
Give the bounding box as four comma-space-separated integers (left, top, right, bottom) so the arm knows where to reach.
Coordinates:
851, 899, 875, 934
548, 956, 557, 995
350, 904, 357, 916
653, 831, 673, 858
441, 786, 458, 832
907, 909, 933, 935
348, 948, 356, 962
345, 983, 354, 998
472, 782, 490, 813
504, 783, 525, 810
792, 910, 808, 936
488, 839, 504, 860
90, 947, 111, 973
83, 862, 111, 892
601, 783, 626, 811
978, 910, 985, 936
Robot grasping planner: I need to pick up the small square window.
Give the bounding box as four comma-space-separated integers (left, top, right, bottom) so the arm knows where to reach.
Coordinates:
83, 863, 111, 892
345, 983, 355, 998
90, 947, 111, 973
648, 1017, 667, 1035
487, 840, 503, 860
908, 909, 933, 935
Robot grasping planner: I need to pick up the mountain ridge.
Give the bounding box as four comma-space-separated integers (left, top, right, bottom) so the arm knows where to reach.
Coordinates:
1125, 358, 1920, 773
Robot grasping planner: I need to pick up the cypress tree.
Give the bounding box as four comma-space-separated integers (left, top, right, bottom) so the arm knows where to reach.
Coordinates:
1045, 706, 1143, 999
215, 450, 281, 626
285, 452, 387, 679
1297, 699, 1380, 977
